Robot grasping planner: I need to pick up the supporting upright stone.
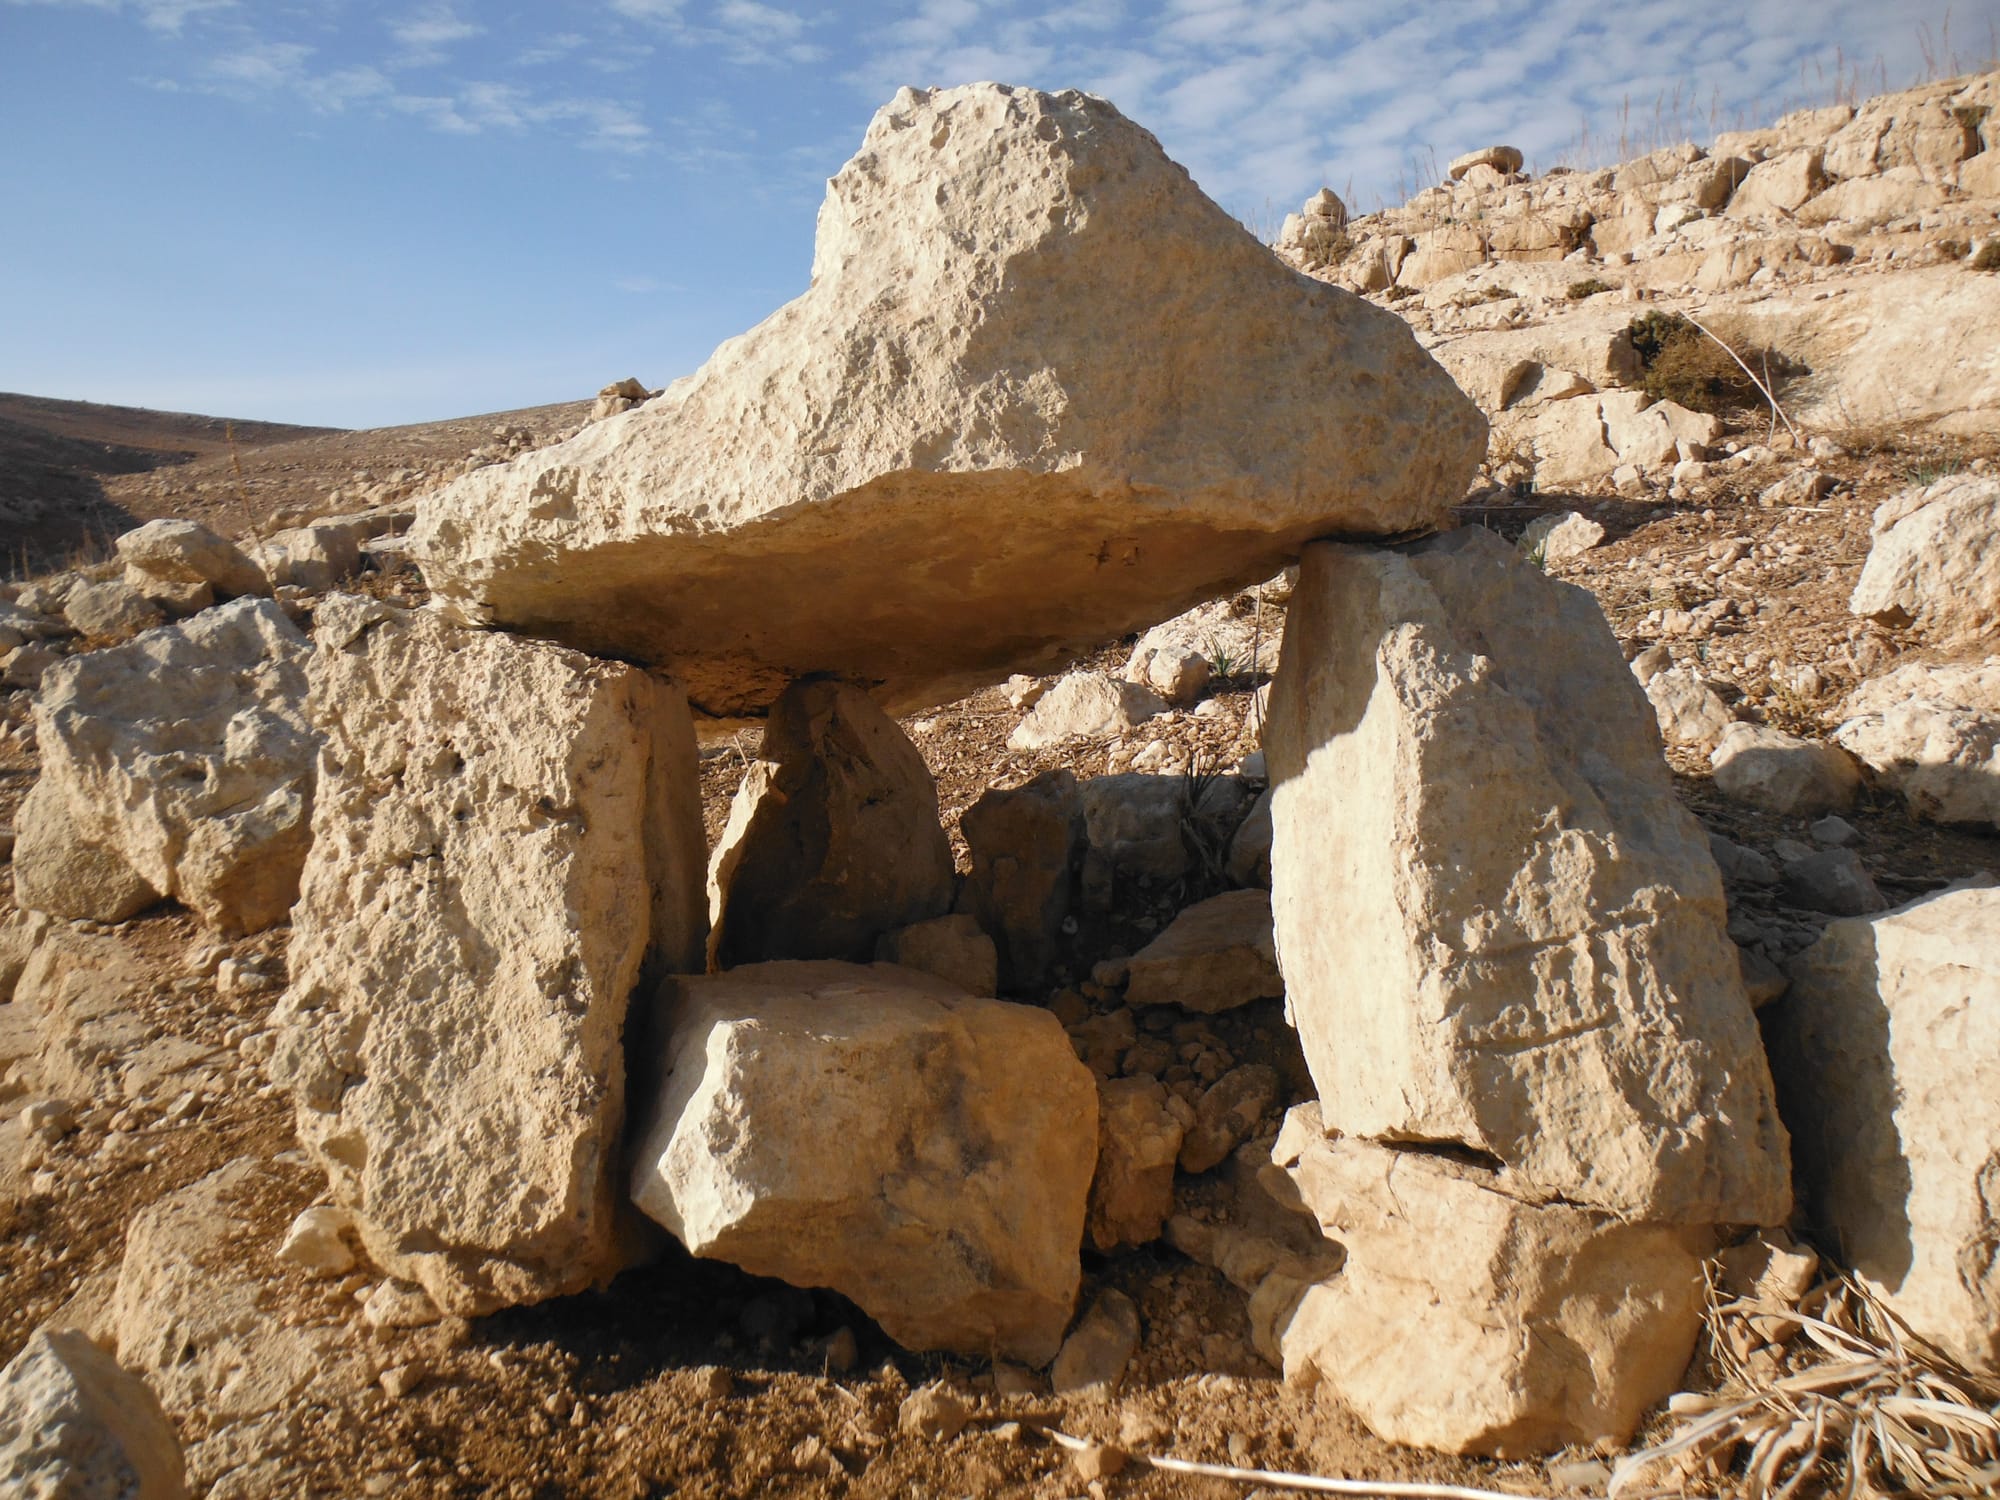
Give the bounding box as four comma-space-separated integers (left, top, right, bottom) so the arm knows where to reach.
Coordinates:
270, 597, 706, 1315
1265, 528, 1790, 1226
708, 678, 954, 967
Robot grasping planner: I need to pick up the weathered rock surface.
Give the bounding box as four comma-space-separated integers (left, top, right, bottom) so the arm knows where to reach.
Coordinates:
1849, 475, 2000, 640
1836, 657, 2000, 827
245, 524, 360, 592
1088, 1076, 1183, 1251
1008, 672, 1166, 750
1645, 665, 1735, 750
959, 769, 1082, 989
1711, 722, 1862, 816
12, 780, 160, 925
1050, 1289, 1141, 1394
1273, 1106, 1709, 1458
1265, 528, 1790, 1224
116, 518, 269, 604
709, 678, 953, 966
1123, 889, 1282, 1013
0, 1329, 187, 1500
629, 961, 1097, 1365
270, 597, 705, 1315
410, 83, 1485, 720
113, 1158, 368, 1421
63, 579, 164, 641
875, 914, 998, 997
1773, 885, 2000, 1370
15, 598, 317, 935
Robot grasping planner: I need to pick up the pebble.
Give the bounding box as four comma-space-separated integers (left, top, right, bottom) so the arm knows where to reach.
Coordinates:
697, 1365, 735, 1400
1070, 1441, 1128, 1480
897, 1383, 971, 1441
379, 1362, 425, 1400
276, 1205, 359, 1277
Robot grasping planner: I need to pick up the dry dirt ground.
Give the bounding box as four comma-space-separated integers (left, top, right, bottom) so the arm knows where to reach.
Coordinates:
2, 388, 1998, 1497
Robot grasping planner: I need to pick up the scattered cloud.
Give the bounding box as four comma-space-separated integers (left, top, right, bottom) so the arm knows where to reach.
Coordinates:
387, 5, 483, 67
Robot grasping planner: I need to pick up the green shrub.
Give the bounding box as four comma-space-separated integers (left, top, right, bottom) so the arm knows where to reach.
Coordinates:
1972, 241, 2000, 272
1567, 277, 1615, 300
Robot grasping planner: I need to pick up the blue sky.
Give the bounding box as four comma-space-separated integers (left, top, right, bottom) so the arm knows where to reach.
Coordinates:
2, 0, 1990, 428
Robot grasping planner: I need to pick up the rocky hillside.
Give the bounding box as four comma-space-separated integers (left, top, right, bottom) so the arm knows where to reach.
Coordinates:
4, 76, 2000, 1500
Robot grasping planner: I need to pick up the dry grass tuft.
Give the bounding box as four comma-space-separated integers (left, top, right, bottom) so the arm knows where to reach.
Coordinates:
1612, 1267, 2000, 1499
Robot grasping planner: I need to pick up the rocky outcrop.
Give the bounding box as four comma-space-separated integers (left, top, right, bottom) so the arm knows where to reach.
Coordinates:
0, 1329, 187, 1500
628, 961, 1097, 1365
1849, 475, 2000, 640
15, 598, 318, 935
1773, 885, 2000, 1371
708, 678, 953, 967
270, 597, 705, 1316
1272, 1106, 1708, 1457
411, 83, 1485, 721
1265, 528, 1790, 1225
1836, 657, 2000, 827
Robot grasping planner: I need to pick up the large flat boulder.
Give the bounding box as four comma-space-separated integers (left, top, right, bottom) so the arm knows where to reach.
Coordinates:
707, 678, 953, 966
410, 83, 1484, 720
1264, 528, 1790, 1225
1272, 1106, 1708, 1458
628, 961, 1097, 1365
1773, 885, 2000, 1371
16, 598, 318, 935
269, 597, 705, 1315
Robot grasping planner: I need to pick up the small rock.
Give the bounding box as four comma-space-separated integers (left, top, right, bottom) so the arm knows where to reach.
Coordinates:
698, 1366, 736, 1400
991, 1362, 1041, 1398
276, 1206, 358, 1278
1178, 1064, 1280, 1174
1004, 674, 1046, 709
1549, 1457, 1612, 1493
360, 1279, 443, 1330
1520, 511, 1605, 565
1009, 672, 1167, 750
897, 1383, 970, 1441
1711, 723, 1862, 816
1809, 815, 1858, 847
1070, 1441, 1128, 1480
378, 1362, 424, 1400
1779, 849, 1886, 917
1051, 1289, 1141, 1395
1124, 890, 1282, 1013
1708, 833, 1777, 886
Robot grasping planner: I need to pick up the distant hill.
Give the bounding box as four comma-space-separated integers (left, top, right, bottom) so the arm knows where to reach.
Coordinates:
0, 391, 590, 578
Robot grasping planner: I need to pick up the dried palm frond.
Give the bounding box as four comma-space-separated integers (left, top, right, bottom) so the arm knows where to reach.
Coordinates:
1611, 1263, 2000, 1500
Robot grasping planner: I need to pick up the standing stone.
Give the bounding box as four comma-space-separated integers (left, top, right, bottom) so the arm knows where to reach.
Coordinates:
708, 678, 953, 967
1273, 1106, 1708, 1458
1773, 885, 2000, 1371
269, 597, 705, 1315
410, 83, 1484, 721
16, 598, 318, 935
959, 769, 1082, 989
1265, 529, 1790, 1225
628, 961, 1097, 1365
0, 1329, 187, 1500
